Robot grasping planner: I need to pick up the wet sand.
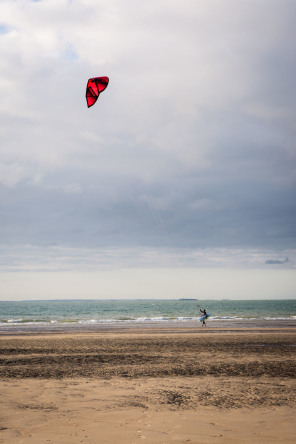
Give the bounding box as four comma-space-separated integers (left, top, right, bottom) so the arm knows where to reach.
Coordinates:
1, 318, 296, 335
0, 329, 295, 443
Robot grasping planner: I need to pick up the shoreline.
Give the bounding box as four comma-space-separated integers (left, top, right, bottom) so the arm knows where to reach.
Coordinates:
0, 318, 296, 335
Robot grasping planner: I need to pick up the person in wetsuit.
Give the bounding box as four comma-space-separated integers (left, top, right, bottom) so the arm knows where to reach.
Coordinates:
198, 305, 207, 327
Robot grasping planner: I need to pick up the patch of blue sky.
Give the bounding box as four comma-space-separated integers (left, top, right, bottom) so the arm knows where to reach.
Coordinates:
0, 24, 10, 34
63, 47, 79, 61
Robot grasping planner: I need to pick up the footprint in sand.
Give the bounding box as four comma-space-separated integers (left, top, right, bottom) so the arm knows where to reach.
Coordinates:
137, 429, 146, 439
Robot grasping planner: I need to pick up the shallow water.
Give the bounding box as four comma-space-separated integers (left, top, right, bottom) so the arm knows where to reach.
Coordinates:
0, 299, 295, 333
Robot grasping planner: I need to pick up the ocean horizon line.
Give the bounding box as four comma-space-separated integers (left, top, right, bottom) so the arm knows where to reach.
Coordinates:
1, 298, 295, 303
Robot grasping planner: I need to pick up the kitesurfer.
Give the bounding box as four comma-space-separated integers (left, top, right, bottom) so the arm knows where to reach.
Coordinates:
198, 305, 207, 327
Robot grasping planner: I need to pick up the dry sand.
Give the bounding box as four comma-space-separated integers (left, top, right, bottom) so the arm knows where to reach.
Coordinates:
0, 329, 295, 443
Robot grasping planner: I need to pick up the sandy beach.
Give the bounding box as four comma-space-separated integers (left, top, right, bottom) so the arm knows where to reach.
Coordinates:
1, 328, 295, 443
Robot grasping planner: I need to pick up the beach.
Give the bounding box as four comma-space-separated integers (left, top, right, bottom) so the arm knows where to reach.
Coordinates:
0, 327, 296, 443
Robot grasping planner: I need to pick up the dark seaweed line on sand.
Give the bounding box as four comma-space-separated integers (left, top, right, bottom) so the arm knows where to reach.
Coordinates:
0, 360, 295, 379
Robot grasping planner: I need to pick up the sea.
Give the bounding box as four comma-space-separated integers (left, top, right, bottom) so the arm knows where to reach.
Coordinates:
0, 299, 295, 333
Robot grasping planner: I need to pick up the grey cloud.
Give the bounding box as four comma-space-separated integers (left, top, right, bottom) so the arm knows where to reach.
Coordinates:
1, 166, 295, 252
266, 258, 289, 265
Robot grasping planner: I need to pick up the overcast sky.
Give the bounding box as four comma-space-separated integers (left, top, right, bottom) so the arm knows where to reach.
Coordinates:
0, 0, 295, 300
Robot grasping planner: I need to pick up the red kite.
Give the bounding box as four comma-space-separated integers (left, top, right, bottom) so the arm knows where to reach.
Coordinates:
86, 76, 109, 108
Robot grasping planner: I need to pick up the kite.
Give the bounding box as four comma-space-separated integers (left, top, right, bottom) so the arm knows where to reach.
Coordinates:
86, 76, 109, 108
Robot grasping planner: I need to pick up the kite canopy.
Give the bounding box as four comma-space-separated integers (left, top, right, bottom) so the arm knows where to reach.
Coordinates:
86, 76, 109, 108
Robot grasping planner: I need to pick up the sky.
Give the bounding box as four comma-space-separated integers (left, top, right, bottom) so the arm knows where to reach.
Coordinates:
0, 0, 295, 300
